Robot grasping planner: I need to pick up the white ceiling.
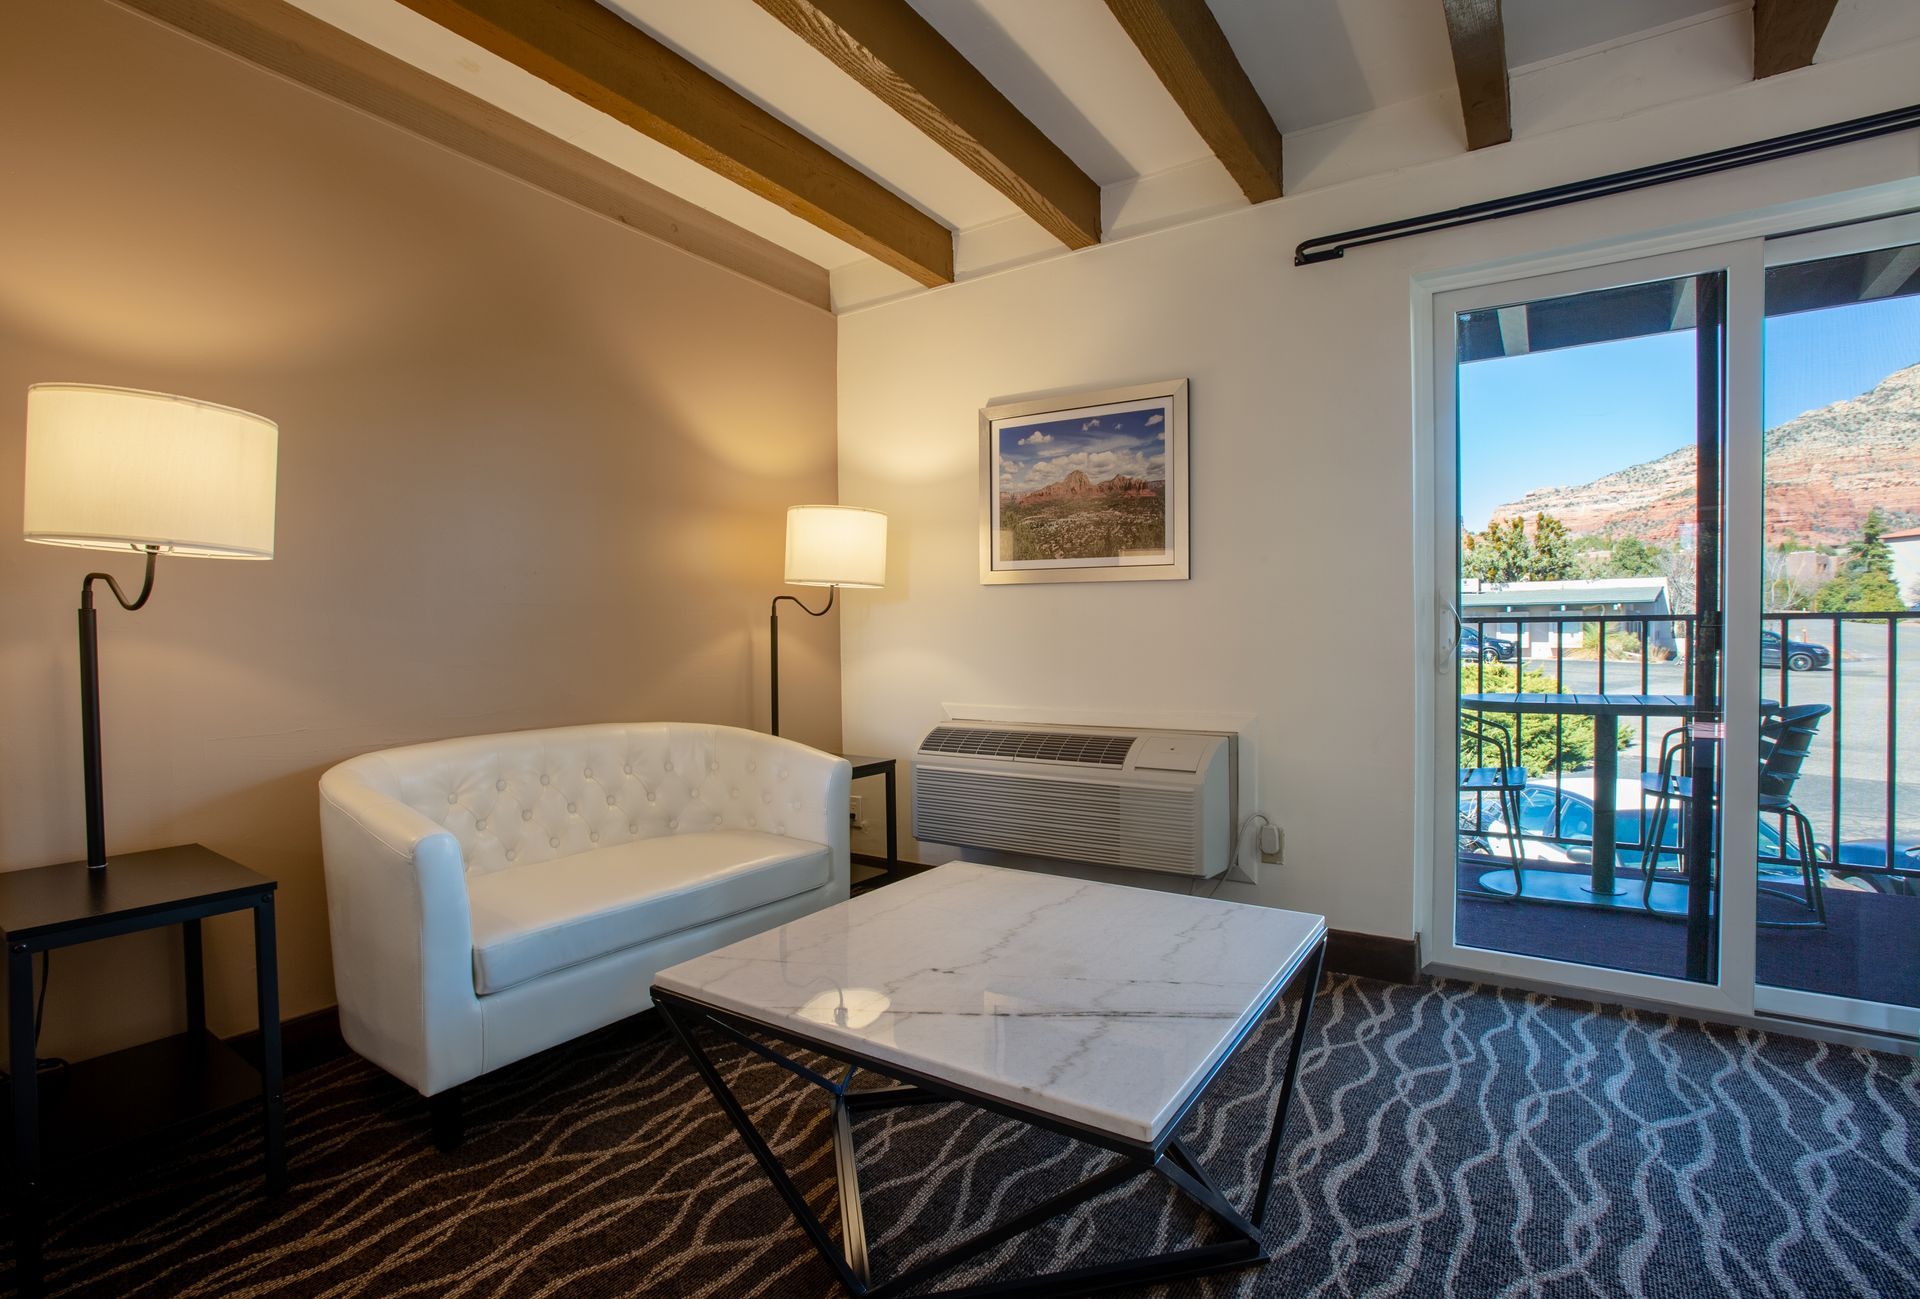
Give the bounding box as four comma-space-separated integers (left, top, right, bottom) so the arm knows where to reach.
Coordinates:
608, 0, 1014, 230
1502, 0, 1732, 68
1210, 0, 1455, 132
908, 0, 1212, 183
283, 0, 1920, 305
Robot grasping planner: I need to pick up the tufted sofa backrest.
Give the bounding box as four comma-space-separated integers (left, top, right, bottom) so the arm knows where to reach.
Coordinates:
329, 723, 831, 875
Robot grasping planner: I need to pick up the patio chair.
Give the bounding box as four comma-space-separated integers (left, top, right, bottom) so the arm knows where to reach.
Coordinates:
1639, 703, 1829, 928
1459, 714, 1528, 898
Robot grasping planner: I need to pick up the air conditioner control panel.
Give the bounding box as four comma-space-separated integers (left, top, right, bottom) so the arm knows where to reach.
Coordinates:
1130, 734, 1208, 773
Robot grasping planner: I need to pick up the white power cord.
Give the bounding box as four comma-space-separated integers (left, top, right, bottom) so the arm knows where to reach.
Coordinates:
1189, 812, 1271, 898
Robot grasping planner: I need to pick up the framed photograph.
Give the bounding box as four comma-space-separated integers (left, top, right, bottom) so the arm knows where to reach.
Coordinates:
979, 379, 1189, 584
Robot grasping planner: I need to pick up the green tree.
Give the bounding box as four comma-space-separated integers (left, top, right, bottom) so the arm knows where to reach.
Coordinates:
1844, 507, 1895, 581
1526, 513, 1577, 580
1812, 509, 1908, 611
1601, 535, 1661, 577
1463, 512, 1577, 584
1463, 516, 1529, 583
1814, 570, 1906, 612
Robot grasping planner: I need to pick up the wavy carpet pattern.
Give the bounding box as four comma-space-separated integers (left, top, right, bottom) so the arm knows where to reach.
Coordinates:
20, 976, 1920, 1299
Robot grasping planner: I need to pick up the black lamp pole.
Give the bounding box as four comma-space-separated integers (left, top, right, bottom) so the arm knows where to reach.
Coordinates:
768, 586, 835, 738
78, 546, 158, 870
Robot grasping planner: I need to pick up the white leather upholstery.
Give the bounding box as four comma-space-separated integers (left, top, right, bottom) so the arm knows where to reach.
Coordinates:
319, 723, 850, 1097
468, 832, 830, 994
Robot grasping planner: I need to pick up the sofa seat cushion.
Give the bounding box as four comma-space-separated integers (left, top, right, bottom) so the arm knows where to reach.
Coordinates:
466, 831, 830, 995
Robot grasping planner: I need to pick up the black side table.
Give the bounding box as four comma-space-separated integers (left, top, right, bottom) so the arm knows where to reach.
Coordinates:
843, 755, 897, 883
0, 844, 283, 1294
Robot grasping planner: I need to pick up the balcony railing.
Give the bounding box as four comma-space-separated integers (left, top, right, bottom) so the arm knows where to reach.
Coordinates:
1767, 612, 1918, 879
1458, 611, 1920, 892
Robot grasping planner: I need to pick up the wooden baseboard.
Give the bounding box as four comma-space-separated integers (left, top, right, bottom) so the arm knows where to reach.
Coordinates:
851, 853, 939, 879
854, 859, 1423, 985
225, 1006, 349, 1077
1325, 929, 1421, 984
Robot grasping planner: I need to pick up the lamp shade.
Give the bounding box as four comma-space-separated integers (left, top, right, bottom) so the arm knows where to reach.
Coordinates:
23, 384, 277, 559
785, 505, 886, 588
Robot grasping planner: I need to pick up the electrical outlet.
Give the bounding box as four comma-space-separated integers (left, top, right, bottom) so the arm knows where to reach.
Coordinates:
849, 794, 864, 827
1259, 824, 1283, 865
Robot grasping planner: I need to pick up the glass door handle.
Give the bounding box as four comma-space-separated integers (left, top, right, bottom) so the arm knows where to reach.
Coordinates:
1442, 600, 1463, 664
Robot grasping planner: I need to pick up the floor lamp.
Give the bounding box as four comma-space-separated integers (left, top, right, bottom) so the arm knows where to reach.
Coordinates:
771, 505, 886, 737
22, 384, 278, 871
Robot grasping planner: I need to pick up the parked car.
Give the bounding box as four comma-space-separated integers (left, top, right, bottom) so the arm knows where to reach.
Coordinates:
1760, 629, 1830, 671
1459, 776, 1869, 891
1831, 840, 1920, 897
1461, 627, 1517, 662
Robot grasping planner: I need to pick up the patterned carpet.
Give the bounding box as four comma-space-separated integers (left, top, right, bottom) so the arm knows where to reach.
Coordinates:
17, 976, 1920, 1298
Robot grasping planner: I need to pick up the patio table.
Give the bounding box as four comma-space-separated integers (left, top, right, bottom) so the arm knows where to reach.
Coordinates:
1460, 692, 1698, 903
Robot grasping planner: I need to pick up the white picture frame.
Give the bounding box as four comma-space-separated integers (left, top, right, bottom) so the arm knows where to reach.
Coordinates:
978, 379, 1189, 585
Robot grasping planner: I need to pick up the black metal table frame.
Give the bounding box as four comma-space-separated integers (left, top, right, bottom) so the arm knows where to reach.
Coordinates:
845, 756, 897, 870
7, 881, 284, 1294
655, 937, 1325, 1299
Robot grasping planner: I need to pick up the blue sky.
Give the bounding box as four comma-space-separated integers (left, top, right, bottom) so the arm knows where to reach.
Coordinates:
997, 405, 1166, 497
1458, 293, 1920, 530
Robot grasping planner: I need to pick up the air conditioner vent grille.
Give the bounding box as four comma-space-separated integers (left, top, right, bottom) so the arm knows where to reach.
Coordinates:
912, 768, 1200, 874
919, 726, 1136, 767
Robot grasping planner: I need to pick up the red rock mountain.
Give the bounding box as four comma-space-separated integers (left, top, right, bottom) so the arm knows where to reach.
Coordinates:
1012, 470, 1162, 507
1488, 362, 1920, 545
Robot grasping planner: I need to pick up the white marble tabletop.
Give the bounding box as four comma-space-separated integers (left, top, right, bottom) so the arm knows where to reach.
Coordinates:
653, 861, 1326, 1145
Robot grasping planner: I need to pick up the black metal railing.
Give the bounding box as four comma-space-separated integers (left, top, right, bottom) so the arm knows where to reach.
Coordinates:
1766, 612, 1920, 881
1457, 610, 1920, 889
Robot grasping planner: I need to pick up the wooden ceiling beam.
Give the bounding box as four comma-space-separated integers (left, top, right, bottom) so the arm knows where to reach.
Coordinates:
1104, 0, 1284, 204
395, 0, 953, 286
754, 0, 1100, 249
109, 0, 834, 308
1440, 0, 1511, 151
1753, 0, 1838, 78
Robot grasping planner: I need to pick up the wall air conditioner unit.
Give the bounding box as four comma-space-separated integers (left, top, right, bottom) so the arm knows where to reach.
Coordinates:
912, 722, 1235, 878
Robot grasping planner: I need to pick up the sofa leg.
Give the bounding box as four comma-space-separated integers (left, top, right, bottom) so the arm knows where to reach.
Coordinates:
430, 1087, 465, 1152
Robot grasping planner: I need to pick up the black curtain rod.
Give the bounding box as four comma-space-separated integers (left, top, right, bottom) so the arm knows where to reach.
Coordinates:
1294, 103, 1920, 267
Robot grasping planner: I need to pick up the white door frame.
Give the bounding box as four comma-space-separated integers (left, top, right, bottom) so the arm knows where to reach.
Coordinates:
1423, 240, 1766, 1020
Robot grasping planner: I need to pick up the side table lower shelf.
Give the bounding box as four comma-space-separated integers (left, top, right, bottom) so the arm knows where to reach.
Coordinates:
14, 1030, 265, 1165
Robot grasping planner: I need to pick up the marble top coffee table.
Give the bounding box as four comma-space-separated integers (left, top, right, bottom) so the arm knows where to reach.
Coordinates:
652, 862, 1327, 1299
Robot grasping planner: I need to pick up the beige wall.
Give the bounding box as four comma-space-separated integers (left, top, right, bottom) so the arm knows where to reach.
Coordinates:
0, 0, 839, 1062
837, 36, 1920, 940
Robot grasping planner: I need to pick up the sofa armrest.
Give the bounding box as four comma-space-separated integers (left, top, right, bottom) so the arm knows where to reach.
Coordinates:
318, 764, 482, 1096
733, 733, 851, 901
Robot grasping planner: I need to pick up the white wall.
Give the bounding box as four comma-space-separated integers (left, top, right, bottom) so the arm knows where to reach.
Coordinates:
836, 40, 1920, 942
1891, 537, 1920, 606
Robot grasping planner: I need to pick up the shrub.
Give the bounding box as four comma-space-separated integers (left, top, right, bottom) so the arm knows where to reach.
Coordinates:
1460, 662, 1630, 776
1574, 624, 1646, 661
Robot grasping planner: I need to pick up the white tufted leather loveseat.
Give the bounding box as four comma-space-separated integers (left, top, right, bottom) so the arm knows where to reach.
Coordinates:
319, 723, 850, 1114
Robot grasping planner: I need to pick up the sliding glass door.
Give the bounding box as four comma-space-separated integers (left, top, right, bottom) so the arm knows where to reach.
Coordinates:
1434, 215, 1920, 1038
1430, 243, 1763, 1019
1753, 215, 1920, 1038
